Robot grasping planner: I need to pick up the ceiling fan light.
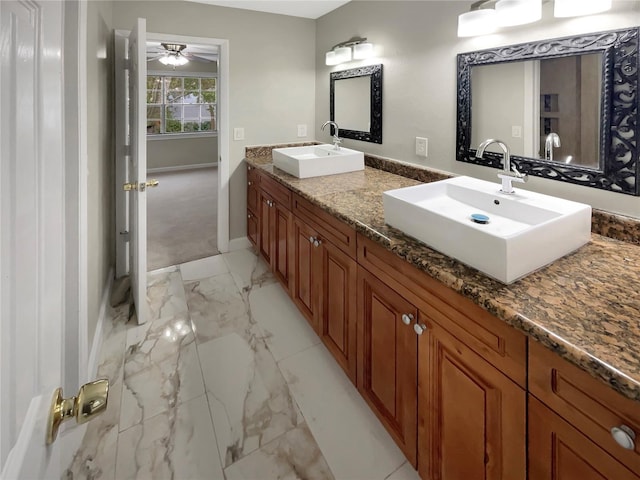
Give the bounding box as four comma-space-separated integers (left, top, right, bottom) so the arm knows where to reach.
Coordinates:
174, 55, 189, 66
158, 54, 189, 67
496, 0, 541, 26
458, 9, 498, 37
554, 0, 612, 17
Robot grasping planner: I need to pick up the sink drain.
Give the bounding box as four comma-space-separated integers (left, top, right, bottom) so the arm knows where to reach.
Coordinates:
470, 213, 490, 224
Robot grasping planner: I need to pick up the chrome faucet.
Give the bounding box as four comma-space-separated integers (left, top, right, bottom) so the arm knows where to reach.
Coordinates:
476, 138, 528, 194
544, 133, 561, 162
321, 121, 342, 150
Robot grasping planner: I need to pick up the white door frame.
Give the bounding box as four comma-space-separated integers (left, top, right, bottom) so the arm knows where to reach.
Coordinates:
146, 31, 230, 254
114, 30, 230, 272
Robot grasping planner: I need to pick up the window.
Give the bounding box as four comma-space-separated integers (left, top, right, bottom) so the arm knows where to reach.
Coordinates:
147, 75, 217, 135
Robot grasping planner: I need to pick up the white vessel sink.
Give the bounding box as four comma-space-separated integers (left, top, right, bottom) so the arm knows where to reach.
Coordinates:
383, 176, 591, 283
272, 144, 364, 178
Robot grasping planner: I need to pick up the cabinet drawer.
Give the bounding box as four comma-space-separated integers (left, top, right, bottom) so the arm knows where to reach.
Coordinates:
529, 340, 640, 474
292, 194, 356, 258
357, 234, 526, 387
259, 172, 291, 210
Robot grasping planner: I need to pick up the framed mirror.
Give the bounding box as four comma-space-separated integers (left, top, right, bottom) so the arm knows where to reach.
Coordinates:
330, 64, 383, 144
457, 28, 639, 196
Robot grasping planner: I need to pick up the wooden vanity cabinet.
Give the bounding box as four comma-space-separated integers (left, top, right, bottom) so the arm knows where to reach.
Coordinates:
529, 396, 639, 480
246, 165, 259, 247
357, 234, 527, 478
528, 341, 640, 479
357, 267, 418, 466
257, 172, 293, 292
291, 194, 357, 381
420, 318, 526, 480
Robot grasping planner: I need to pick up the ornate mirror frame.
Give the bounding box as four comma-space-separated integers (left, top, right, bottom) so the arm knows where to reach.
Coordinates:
330, 64, 383, 144
456, 27, 639, 196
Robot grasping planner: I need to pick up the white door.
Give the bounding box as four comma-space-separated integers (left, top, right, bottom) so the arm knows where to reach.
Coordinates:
127, 18, 149, 325
0, 1, 77, 477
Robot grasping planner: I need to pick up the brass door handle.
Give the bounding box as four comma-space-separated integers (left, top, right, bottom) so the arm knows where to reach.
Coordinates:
123, 180, 159, 192
46, 379, 109, 444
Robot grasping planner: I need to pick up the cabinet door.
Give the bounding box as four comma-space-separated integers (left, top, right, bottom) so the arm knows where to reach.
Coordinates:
247, 210, 258, 247
272, 202, 292, 291
258, 190, 273, 265
291, 216, 321, 332
320, 239, 357, 381
357, 267, 418, 466
247, 178, 258, 212
419, 318, 526, 480
529, 396, 639, 480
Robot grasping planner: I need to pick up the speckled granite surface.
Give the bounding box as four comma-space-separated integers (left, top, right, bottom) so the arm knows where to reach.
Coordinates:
245, 152, 640, 403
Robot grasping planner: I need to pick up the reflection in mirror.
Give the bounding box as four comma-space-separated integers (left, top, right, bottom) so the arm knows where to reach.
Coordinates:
470, 53, 602, 168
457, 27, 639, 196
335, 76, 371, 132
330, 64, 383, 144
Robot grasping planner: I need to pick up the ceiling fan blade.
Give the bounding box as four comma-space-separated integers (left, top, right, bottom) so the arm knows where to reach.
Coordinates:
183, 53, 216, 63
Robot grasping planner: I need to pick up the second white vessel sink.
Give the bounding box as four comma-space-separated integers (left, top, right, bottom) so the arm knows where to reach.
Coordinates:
383, 176, 591, 283
272, 144, 364, 178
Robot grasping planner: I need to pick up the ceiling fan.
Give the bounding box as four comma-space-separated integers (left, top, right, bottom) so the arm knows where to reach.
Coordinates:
147, 42, 218, 67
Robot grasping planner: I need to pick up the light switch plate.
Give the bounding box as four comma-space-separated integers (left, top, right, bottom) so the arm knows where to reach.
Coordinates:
233, 127, 245, 141
297, 124, 307, 137
416, 137, 428, 157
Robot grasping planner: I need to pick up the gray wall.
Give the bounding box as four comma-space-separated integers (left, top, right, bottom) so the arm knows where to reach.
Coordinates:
86, 0, 114, 343
147, 136, 218, 170
316, 1, 640, 218
113, 1, 317, 239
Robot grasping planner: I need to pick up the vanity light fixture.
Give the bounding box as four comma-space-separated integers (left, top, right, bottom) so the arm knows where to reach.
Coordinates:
458, 0, 611, 37
325, 37, 374, 66
495, 0, 542, 26
458, 5, 498, 37
554, 0, 612, 17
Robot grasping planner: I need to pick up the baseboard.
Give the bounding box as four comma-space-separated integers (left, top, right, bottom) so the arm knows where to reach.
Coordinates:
228, 236, 251, 251
88, 268, 114, 380
147, 163, 217, 174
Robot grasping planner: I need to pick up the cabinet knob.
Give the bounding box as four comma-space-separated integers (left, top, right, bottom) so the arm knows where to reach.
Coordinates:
247, 213, 252, 219
401, 313, 414, 325
309, 236, 314, 243
611, 425, 636, 450
248, 181, 253, 186
247, 166, 252, 171
414, 323, 427, 335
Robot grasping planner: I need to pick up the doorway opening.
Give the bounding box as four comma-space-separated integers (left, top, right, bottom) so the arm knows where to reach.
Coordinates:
144, 33, 229, 271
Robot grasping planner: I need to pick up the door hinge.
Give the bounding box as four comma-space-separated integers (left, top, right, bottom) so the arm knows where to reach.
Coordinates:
119, 230, 130, 241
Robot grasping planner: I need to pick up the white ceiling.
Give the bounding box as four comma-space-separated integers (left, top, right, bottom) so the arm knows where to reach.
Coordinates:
183, 0, 351, 19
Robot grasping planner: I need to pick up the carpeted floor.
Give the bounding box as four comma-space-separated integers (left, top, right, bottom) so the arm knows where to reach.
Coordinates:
147, 167, 218, 271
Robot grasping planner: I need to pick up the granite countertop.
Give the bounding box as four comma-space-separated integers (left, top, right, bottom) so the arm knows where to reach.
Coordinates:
245, 153, 640, 403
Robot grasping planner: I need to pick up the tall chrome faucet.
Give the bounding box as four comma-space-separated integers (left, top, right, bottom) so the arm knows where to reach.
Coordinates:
544, 133, 561, 162
476, 138, 528, 194
321, 121, 341, 150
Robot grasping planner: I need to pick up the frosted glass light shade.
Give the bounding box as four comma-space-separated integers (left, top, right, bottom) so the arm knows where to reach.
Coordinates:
458, 9, 498, 37
325, 50, 339, 66
554, 0, 612, 17
334, 46, 352, 63
496, 0, 541, 26
353, 42, 374, 59
159, 54, 188, 66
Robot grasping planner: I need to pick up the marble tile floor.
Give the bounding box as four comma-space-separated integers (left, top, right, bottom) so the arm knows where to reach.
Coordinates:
65, 248, 420, 480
